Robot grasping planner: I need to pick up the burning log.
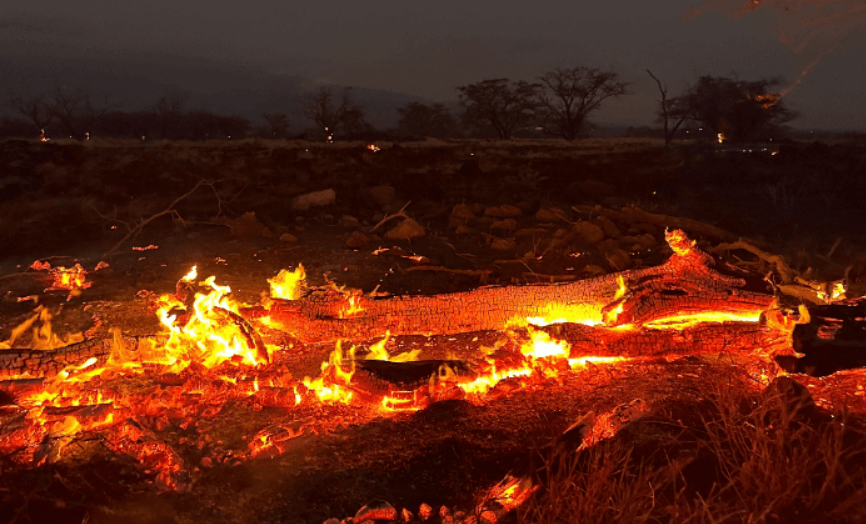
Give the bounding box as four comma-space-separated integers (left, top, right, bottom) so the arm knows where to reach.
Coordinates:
253, 231, 775, 344
0, 335, 161, 381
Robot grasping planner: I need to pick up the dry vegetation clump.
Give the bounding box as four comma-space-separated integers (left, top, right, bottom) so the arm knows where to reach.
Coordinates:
519, 379, 866, 524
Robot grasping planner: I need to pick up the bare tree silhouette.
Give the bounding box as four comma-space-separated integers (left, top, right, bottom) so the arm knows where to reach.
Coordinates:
536, 67, 629, 140
7, 93, 54, 133
300, 87, 366, 141
457, 79, 539, 139
647, 70, 690, 147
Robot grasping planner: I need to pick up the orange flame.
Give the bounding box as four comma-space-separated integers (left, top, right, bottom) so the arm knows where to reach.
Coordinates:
269, 265, 306, 300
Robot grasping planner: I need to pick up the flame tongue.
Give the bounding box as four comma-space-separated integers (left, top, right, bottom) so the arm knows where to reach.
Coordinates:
157, 270, 268, 370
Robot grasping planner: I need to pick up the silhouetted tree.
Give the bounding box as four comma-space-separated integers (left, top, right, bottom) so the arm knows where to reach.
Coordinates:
48, 86, 116, 140
396, 102, 458, 138
262, 112, 290, 138
300, 86, 365, 141
536, 67, 629, 140
457, 79, 539, 139
151, 95, 186, 139
677, 76, 797, 141
7, 93, 54, 133
647, 70, 690, 148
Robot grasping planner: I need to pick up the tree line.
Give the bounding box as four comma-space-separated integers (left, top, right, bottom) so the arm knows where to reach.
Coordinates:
2, 67, 797, 143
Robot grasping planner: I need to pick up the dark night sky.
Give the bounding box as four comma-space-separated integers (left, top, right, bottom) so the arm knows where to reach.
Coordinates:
2, 1, 865, 130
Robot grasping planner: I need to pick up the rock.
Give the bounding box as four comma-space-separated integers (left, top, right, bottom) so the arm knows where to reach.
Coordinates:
455, 224, 474, 235
637, 233, 657, 249
490, 237, 518, 251
582, 264, 607, 276
279, 233, 298, 243
490, 218, 518, 232
228, 212, 267, 238
355, 500, 397, 523
339, 215, 360, 227
367, 185, 396, 206
605, 248, 631, 271
597, 238, 621, 253
450, 203, 476, 220
535, 207, 569, 222
385, 218, 425, 240
595, 216, 621, 238
485, 204, 522, 218
448, 216, 466, 229
572, 220, 605, 246
290, 188, 336, 211
345, 231, 370, 248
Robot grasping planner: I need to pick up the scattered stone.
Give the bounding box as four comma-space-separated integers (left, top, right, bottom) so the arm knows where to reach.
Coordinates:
637, 233, 657, 249
572, 220, 605, 246
339, 215, 360, 227
455, 224, 474, 235
448, 216, 465, 229
490, 237, 518, 251
583, 264, 607, 276
290, 188, 336, 211
279, 233, 298, 243
606, 249, 631, 271
345, 231, 370, 248
295, 216, 305, 223
450, 203, 476, 220
385, 218, 425, 241
597, 238, 620, 253
595, 215, 621, 238
490, 218, 518, 232
485, 204, 522, 218
227, 212, 269, 239
355, 500, 397, 523
535, 207, 569, 222
294, 225, 305, 232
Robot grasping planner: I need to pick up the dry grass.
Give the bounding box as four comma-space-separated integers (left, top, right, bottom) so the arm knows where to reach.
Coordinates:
519, 381, 866, 524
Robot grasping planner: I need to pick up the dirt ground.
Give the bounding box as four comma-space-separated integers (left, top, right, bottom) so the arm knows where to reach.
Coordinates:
1, 137, 865, 523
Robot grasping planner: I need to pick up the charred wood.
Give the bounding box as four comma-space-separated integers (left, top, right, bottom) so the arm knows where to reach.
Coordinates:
779, 298, 866, 376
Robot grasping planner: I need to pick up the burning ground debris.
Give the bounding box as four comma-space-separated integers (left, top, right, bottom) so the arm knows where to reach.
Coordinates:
1, 141, 866, 523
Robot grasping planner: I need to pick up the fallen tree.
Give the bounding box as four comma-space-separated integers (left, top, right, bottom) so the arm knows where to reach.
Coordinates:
247, 230, 775, 343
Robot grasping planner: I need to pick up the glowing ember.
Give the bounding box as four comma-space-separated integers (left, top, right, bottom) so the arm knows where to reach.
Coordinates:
718, 132, 725, 144
46, 263, 92, 298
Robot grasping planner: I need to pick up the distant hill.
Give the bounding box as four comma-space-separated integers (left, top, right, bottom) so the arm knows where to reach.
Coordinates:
1, 55, 434, 130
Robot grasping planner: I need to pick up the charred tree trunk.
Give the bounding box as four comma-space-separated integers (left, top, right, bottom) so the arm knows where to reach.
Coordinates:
251, 231, 774, 344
